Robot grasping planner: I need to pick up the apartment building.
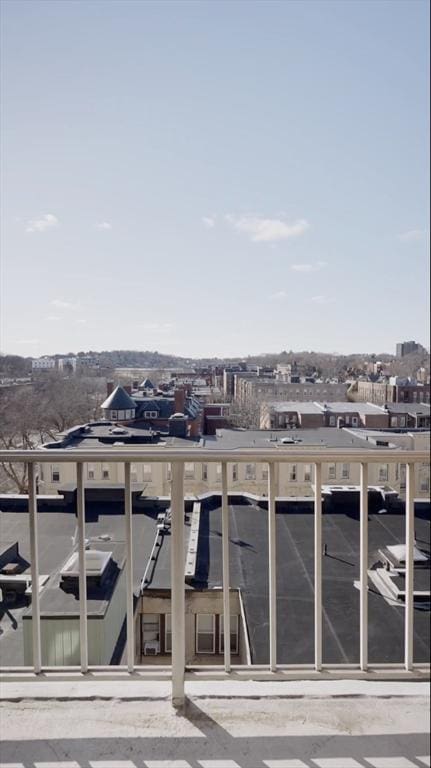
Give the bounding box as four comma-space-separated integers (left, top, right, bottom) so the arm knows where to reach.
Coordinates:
396, 340, 423, 357
37, 423, 430, 499
260, 401, 390, 430
235, 376, 348, 406
356, 378, 430, 405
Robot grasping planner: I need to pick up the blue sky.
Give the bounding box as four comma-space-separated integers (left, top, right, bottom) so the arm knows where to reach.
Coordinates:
1, 0, 429, 358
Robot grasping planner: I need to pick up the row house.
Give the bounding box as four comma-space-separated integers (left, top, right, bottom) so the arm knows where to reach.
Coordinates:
37, 425, 430, 500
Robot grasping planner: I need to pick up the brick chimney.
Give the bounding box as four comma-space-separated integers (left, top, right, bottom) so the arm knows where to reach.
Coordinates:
107, 381, 114, 396
174, 387, 186, 414
124, 384, 132, 395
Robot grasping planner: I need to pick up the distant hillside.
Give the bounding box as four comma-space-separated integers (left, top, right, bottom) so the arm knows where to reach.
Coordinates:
1, 347, 429, 380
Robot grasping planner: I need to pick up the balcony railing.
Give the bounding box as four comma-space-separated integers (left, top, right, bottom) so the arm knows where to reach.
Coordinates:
0, 447, 429, 706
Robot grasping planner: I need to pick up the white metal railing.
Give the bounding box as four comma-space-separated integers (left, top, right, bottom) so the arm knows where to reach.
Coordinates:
0, 447, 429, 706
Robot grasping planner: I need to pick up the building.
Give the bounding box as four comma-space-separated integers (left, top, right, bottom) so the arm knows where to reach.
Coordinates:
37, 422, 430, 500
396, 340, 423, 357
356, 378, 430, 405
235, 376, 348, 406
1, 490, 429, 669
260, 401, 390, 430
31, 357, 56, 370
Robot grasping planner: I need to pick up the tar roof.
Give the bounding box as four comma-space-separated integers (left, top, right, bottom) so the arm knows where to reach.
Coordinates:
315, 402, 384, 414
0, 503, 160, 664
265, 402, 323, 414
203, 428, 384, 450
381, 403, 431, 414
145, 497, 430, 664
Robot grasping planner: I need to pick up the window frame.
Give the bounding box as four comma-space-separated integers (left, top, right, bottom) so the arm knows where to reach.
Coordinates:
196, 613, 215, 654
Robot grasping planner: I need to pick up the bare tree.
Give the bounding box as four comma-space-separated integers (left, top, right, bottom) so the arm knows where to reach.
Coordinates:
0, 375, 106, 492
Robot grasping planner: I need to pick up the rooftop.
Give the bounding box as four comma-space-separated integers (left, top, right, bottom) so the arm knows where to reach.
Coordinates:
100, 385, 137, 411
144, 497, 430, 665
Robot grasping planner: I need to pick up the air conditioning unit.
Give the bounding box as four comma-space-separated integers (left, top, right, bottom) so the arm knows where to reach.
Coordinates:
144, 642, 160, 656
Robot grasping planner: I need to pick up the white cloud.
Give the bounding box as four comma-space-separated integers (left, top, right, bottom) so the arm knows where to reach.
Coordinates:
226, 214, 309, 243
269, 290, 287, 300
50, 299, 81, 311
398, 229, 428, 242
45, 315, 61, 322
15, 338, 39, 344
311, 295, 333, 305
290, 260, 327, 273
96, 221, 112, 230
202, 216, 216, 228
26, 213, 59, 233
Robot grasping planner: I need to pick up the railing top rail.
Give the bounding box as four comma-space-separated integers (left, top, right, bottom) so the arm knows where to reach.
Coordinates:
0, 448, 429, 463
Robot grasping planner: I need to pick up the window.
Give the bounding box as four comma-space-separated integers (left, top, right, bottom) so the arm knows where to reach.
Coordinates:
328, 463, 336, 480
142, 613, 160, 652
219, 614, 239, 654
202, 464, 208, 481
378, 464, 388, 482
167, 465, 172, 481
196, 614, 215, 653
390, 416, 397, 427
165, 613, 172, 653
329, 416, 336, 426
400, 416, 406, 427
400, 464, 406, 490
232, 464, 238, 482
51, 465, 60, 483
304, 464, 312, 482
131, 463, 138, 482
87, 464, 95, 480
185, 463, 195, 479
341, 463, 350, 479
351, 417, 358, 426
144, 411, 158, 419
420, 475, 430, 492
216, 463, 222, 481
261, 466, 268, 480
102, 464, 110, 479
111, 410, 118, 420
420, 463, 430, 492
245, 463, 256, 480
39, 466, 44, 481
289, 464, 297, 482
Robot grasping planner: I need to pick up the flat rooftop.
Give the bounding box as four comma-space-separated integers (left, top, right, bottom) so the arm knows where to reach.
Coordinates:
202, 428, 390, 450
0, 503, 161, 665
145, 496, 430, 665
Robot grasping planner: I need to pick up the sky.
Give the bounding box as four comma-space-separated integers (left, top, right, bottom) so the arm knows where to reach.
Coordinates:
1, 0, 429, 359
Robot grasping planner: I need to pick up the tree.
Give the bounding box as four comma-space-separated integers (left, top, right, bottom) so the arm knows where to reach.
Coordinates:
0, 375, 106, 492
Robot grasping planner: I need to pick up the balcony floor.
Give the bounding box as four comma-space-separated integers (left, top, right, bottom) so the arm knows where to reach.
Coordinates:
0, 681, 429, 768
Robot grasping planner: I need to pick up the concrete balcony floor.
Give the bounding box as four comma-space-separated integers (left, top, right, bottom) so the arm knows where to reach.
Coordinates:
0, 680, 429, 768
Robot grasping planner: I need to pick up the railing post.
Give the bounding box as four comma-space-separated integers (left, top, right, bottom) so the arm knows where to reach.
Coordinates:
221, 462, 231, 672
268, 462, 277, 672
314, 462, 322, 671
77, 462, 88, 673
171, 461, 185, 706
124, 462, 134, 672
28, 462, 41, 673
360, 462, 369, 671
405, 462, 415, 671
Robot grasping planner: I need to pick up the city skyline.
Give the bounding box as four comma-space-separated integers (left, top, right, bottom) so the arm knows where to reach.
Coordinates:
1, 0, 429, 358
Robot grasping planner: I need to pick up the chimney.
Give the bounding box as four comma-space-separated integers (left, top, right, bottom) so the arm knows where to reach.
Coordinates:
132, 380, 139, 390
107, 381, 114, 396
124, 384, 132, 395
174, 387, 186, 414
